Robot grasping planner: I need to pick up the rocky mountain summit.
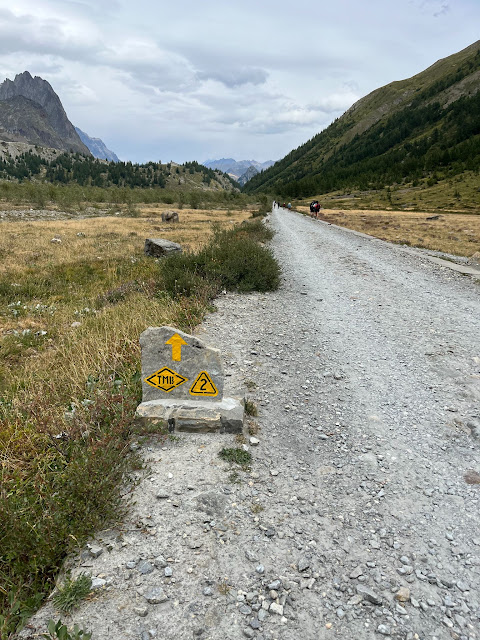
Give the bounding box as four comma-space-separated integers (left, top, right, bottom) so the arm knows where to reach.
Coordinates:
0, 71, 89, 155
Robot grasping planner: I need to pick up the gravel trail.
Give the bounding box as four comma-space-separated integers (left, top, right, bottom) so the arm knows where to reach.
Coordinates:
19, 207, 480, 640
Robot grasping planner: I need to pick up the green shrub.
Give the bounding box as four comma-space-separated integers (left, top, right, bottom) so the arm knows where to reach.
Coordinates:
43, 619, 92, 640
159, 220, 280, 299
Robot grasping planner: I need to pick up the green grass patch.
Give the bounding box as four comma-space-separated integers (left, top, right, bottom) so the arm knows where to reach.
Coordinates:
244, 399, 258, 416
52, 575, 92, 614
219, 447, 252, 470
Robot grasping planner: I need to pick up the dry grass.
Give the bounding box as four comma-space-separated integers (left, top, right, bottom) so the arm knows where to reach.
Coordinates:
0, 204, 251, 400
0, 203, 255, 637
0, 204, 251, 274
296, 206, 480, 257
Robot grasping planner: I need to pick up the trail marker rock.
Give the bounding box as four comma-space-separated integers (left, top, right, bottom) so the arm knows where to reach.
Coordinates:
136, 326, 244, 433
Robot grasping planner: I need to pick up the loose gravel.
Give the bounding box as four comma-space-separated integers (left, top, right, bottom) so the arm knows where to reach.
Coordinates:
18, 207, 480, 640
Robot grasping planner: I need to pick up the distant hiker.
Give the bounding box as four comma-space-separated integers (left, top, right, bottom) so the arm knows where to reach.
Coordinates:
273, 200, 276, 209
314, 202, 321, 217
283, 202, 286, 208
287, 202, 292, 210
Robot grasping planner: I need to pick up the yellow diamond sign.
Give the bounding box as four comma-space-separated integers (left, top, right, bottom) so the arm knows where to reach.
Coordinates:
145, 367, 187, 392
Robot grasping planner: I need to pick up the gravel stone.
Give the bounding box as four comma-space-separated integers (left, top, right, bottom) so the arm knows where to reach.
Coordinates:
144, 587, 168, 604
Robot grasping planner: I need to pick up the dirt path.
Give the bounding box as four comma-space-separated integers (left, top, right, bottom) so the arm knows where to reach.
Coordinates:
19, 207, 480, 640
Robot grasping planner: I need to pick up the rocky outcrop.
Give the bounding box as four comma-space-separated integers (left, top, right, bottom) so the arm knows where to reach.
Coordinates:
0, 71, 90, 155
144, 238, 182, 258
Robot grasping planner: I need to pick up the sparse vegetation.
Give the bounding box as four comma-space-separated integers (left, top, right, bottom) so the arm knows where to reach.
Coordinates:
0, 203, 277, 638
52, 575, 92, 614
244, 399, 258, 416
42, 619, 92, 640
219, 447, 252, 470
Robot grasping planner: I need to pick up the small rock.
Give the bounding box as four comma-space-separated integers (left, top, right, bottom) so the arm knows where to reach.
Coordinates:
377, 624, 391, 636
138, 561, 154, 575
269, 603, 284, 616
243, 629, 254, 639
154, 556, 167, 568
350, 566, 363, 579
336, 608, 345, 619
268, 580, 282, 590
239, 605, 252, 615
245, 550, 258, 562
258, 609, 268, 622
250, 437, 260, 446
297, 557, 310, 572
144, 587, 168, 604
356, 584, 382, 605
203, 587, 213, 596
256, 565, 265, 574
134, 606, 148, 617
249, 618, 261, 630
395, 587, 410, 603
91, 577, 106, 590
456, 580, 469, 592
88, 545, 103, 558
164, 567, 173, 577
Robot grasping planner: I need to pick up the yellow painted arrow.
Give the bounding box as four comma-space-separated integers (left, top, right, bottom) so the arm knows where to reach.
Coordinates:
165, 333, 188, 361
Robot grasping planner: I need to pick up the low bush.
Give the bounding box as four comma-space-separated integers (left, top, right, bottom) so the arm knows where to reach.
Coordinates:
159, 220, 280, 299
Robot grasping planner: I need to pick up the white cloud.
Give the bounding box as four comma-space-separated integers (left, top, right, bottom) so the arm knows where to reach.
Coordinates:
0, 0, 478, 163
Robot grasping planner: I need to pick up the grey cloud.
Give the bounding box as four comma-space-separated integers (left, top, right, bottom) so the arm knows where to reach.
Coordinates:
196, 67, 268, 88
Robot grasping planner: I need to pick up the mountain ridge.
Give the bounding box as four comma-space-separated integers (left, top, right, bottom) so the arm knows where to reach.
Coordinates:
204, 158, 274, 180
245, 40, 480, 197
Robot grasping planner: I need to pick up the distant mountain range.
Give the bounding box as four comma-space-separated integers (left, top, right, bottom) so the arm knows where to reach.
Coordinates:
203, 158, 275, 182
75, 127, 119, 162
245, 40, 480, 197
0, 71, 119, 162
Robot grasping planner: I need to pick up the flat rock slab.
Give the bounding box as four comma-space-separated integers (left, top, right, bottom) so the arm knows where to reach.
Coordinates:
140, 326, 224, 402
135, 397, 244, 433
144, 238, 182, 257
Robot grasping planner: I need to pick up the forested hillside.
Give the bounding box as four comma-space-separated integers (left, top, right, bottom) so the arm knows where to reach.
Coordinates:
0, 151, 236, 191
245, 42, 480, 197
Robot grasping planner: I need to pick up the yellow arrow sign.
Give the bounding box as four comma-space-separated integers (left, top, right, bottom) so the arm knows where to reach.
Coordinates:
165, 333, 188, 361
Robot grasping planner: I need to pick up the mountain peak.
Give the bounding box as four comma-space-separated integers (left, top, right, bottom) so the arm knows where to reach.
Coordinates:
0, 71, 90, 155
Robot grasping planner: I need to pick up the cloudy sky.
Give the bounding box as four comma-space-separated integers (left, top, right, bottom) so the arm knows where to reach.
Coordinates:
0, 0, 478, 164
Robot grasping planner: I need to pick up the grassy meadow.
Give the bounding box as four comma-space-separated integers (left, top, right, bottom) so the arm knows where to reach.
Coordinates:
0, 200, 277, 638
